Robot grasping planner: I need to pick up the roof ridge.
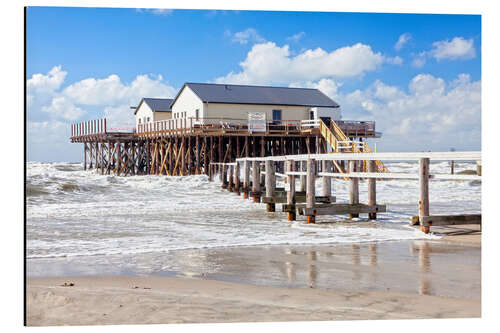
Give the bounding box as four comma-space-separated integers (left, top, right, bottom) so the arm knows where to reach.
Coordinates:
185, 82, 319, 90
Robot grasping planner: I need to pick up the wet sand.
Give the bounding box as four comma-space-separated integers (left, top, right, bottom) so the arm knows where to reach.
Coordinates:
26, 225, 481, 326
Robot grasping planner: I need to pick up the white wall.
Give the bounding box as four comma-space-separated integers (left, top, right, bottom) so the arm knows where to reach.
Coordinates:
171, 86, 205, 124
310, 107, 342, 120
135, 101, 154, 130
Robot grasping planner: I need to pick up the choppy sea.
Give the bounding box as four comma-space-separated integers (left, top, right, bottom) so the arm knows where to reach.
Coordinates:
26, 161, 480, 262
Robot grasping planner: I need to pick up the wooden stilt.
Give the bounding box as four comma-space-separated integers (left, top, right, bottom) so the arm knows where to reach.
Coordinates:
228, 164, 234, 192
306, 159, 316, 224
419, 158, 430, 233
368, 160, 377, 220
251, 160, 261, 203
286, 160, 296, 221
349, 160, 359, 219
234, 162, 240, 195
243, 160, 250, 199
265, 160, 276, 212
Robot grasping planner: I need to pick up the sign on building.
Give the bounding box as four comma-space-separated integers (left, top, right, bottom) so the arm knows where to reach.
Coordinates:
248, 112, 266, 133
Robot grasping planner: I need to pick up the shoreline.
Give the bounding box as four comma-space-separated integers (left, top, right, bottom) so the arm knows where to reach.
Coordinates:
26, 225, 481, 326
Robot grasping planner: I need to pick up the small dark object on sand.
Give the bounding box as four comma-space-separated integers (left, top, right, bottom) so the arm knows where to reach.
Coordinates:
61, 282, 74, 287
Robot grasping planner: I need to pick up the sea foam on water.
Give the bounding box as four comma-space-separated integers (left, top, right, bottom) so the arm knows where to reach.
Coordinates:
26, 161, 480, 260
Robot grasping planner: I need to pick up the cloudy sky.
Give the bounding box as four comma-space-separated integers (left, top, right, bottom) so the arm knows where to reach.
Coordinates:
26, 7, 481, 162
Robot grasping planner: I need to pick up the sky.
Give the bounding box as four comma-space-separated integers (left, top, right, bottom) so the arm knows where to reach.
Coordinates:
26, 7, 481, 162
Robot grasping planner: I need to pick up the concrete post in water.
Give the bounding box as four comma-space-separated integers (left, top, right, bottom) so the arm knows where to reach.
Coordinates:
260, 162, 265, 187
252, 160, 261, 203
221, 165, 228, 189
349, 160, 359, 219
265, 160, 276, 212
367, 160, 377, 220
286, 160, 296, 221
243, 160, 250, 199
234, 162, 240, 195
299, 161, 306, 192
306, 159, 316, 224
218, 164, 223, 182
321, 160, 331, 198
228, 165, 234, 192
419, 158, 430, 234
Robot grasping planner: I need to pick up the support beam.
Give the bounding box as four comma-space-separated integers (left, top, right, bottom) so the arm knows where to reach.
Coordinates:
367, 160, 377, 220
286, 160, 296, 221
321, 160, 331, 198
251, 160, 261, 203
265, 160, 276, 212
419, 157, 430, 233
349, 160, 359, 219
306, 158, 316, 224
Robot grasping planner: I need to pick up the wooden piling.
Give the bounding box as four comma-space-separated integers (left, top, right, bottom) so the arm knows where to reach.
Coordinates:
228, 164, 234, 192
367, 160, 377, 220
234, 162, 240, 195
286, 160, 296, 221
265, 160, 276, 212
243, 160, 250, 199
477, 161, 482, 176
221, 165, 228, 189
251, 160, 261, 203
419, 157, 430, 233
306, 159, 316, 224
321, 160, 331, 198
83, 143, 87, 170
349, 160, 359, 219
299, 161, 306, 192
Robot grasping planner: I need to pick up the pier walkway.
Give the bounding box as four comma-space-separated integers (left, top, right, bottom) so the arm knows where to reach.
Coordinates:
211, 151, 481, 234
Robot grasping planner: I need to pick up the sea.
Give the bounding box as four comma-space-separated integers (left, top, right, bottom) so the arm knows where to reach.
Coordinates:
26, 160, 481, 277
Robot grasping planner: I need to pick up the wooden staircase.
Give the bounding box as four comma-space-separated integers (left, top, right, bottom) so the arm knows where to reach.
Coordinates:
318, 119, 389, 173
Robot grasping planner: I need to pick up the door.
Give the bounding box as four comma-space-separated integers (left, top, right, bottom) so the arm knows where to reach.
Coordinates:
272, 109, 282, 125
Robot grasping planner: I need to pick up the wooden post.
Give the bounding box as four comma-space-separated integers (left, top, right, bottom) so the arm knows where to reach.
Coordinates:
234, 162, 240, 195
477, 161, 482, 176
321, 160, 331, 198
419, 158, 430, 233
243, 160, 250, 199
228, 164, 234, 192
368, 160, 377, 220
299, 161, 306, 192
221, 164, 228, 189
306, 159, 316, 224
265, 160, 276, 212
349, 160, 359, 219
286, 160, 296, 221
251, 160, 261, 203
83, 143, 87, 170
117, 142, 122, 176
450, 160, 454, 175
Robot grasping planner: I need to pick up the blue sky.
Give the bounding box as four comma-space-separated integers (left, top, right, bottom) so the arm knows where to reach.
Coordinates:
26, 7, 481, 161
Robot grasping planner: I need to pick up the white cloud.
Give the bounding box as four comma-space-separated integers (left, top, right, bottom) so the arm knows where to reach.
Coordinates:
228, 28, 265, 45
62, 73, 176, 107
27, 66, 178, 160
394, 33, 411, 51
430, 37, 476, 60
385, 56, 403, 65
286, 32, 305, 42
41, 96, 86, 120
337, 73, 481, 151
412, 52, 427, 68
215, 42, 395, 85
289, 78, 342, 100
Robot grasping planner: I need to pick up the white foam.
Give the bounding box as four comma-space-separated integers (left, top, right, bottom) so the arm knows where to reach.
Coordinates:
26, 161, 480, 260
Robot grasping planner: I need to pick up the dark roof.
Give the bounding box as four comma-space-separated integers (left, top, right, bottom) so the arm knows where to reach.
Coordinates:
135, 98, 173, 114
172, 83, 339, 108
143, 98, 174, 112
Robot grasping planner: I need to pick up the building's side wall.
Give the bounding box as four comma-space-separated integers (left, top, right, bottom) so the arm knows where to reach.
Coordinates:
205, 103, 310, 125
171, 86, 205, 124
310, 107, 342, 120
135, 102, 154, 130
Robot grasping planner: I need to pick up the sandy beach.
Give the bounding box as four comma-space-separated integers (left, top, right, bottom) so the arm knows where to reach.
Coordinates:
26, 224, 481, 326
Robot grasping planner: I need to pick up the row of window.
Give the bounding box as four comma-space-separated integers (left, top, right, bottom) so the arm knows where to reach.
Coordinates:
137, 117, 151, 124
173, 109, 200, 121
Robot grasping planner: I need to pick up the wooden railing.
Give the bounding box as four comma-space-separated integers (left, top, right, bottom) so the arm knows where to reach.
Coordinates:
71, 118, 107, 138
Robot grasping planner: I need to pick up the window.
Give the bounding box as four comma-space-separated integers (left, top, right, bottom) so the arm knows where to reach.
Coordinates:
272, 109, 282, 125
147, 117, 150, 122
195, 109, 199, 121
138, 119, 141, 124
